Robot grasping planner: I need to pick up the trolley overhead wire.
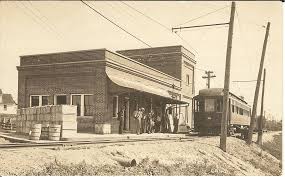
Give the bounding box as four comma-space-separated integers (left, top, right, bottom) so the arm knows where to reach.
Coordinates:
80, 0, 152, 47
119, 1, 199, 55
175, 5, 230, 27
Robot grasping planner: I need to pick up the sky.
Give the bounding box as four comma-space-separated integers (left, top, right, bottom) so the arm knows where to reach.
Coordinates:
0, 1, 283, 121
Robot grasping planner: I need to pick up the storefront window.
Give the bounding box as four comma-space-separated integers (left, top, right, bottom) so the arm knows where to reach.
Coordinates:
84, 95, 93, 116
72, 95, 81, 116
42, 96, 49, 106
31, 96, 39, 107
56, 95, 67, 105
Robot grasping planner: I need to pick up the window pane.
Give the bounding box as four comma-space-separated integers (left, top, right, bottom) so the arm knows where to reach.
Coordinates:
84, 95, 93, 116
216, 99, 223, 112
31, 96, 39, 107
72, 95, 81, 116
42, 96, 49, 106
205, 99, 215, 112
4, 105, 7, 111
56, 95, 67, 105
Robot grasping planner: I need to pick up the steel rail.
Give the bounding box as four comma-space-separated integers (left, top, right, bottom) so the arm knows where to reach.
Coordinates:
0, 137, 193, 149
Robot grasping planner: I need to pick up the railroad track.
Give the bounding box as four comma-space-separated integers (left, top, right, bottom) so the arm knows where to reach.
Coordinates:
0, 137, 194, 149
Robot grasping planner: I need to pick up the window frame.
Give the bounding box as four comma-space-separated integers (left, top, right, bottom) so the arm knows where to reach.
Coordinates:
70, 94, 93, 117
3, 104, 7, 111
54, 94, 67, 105
30, 95, 49, 107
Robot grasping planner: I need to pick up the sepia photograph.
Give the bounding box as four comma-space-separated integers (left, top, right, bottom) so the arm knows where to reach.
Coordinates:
0, 0, 282, 176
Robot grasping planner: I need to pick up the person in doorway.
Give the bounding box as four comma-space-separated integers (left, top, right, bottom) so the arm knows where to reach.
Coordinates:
173, 113, 179, 133
141, 108, 146, 133
155, 113, 161, 133
133, 108, 142, 135
147, 110, 155, 133
118, 105, 125, 134
167, 108, 174, 133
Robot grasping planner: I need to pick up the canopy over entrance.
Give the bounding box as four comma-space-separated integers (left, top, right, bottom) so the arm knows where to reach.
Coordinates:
106, 67, 186, 104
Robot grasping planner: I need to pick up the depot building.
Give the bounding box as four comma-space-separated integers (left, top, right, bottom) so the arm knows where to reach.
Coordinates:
17, 45, 196, 134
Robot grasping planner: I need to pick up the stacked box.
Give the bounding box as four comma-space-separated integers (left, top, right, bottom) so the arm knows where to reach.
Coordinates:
59, 105, 77, 139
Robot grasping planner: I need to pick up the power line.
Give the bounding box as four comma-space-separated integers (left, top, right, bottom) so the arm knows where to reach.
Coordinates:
80, 0, 151, 47
119, 1, 199, 55
27, 1, 64, 40
11, 1, 58, 39
175, 5, 230, 27
120, 1, 170, 31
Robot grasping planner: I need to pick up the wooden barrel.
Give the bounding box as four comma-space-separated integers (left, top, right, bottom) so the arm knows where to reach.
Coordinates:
41, 123, 49, 140
30, 124, 42, 140
49, 124, 61, 141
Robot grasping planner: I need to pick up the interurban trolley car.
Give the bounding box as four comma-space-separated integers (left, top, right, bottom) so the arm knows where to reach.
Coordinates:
193, 88, 251, 135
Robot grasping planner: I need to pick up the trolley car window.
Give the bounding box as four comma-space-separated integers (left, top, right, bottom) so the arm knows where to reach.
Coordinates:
205, 99, 215, 112
236, 106, 239, 114
216, 99, 222, 112
232, 105, 235, 113
239, 108, 243, 115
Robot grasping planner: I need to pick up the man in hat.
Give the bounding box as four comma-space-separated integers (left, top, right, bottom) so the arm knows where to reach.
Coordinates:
118, 105, 125, 134
134, 108, 142, 135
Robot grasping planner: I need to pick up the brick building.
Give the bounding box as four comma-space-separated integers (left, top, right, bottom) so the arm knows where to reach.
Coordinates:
17, 45, 196, 134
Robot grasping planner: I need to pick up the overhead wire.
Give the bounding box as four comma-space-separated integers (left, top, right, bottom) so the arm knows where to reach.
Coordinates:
175, 5, 230, 27
27, 1, 64, 40
18, 1, 62, 40
80, 0, 152, 47
119, 1, 199, 55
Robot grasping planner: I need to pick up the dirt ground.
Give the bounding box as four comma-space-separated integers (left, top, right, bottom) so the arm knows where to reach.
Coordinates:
0, 131, 281, 176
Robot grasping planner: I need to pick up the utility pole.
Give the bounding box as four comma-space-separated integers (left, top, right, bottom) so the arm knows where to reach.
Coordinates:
257, 69, 266, 145
202, 71, 216, 88
220, 1, 235, 152
247, 22, 270, 145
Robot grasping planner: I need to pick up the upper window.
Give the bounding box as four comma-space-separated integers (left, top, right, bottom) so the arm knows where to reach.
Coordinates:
3, 105, 7, 111
205, 99, 215, 112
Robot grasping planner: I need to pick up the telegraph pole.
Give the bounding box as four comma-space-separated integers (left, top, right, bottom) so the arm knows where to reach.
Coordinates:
247, 22, 270, 145
257, 68, 266, 145
220, 1, 235, 152
202, 71, 216, 88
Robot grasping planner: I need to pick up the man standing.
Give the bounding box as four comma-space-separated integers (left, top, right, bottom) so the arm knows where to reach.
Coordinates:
134, 108, 142, 135
141, 108, 146, 133
118, 106, 125, 134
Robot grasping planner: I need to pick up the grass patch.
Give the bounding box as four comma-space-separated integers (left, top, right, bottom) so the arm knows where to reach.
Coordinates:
25, 158, 234, 176
262, 133, 282, 161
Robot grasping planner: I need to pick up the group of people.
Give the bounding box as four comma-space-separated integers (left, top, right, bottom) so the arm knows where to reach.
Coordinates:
133, 107, 180, 135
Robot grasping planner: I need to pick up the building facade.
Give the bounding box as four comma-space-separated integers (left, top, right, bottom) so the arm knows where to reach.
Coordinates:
0, 89, 17, 115
17, 45, 196, 134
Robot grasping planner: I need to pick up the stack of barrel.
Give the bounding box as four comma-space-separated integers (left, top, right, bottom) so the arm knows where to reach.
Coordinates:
16, 105, 77, 141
